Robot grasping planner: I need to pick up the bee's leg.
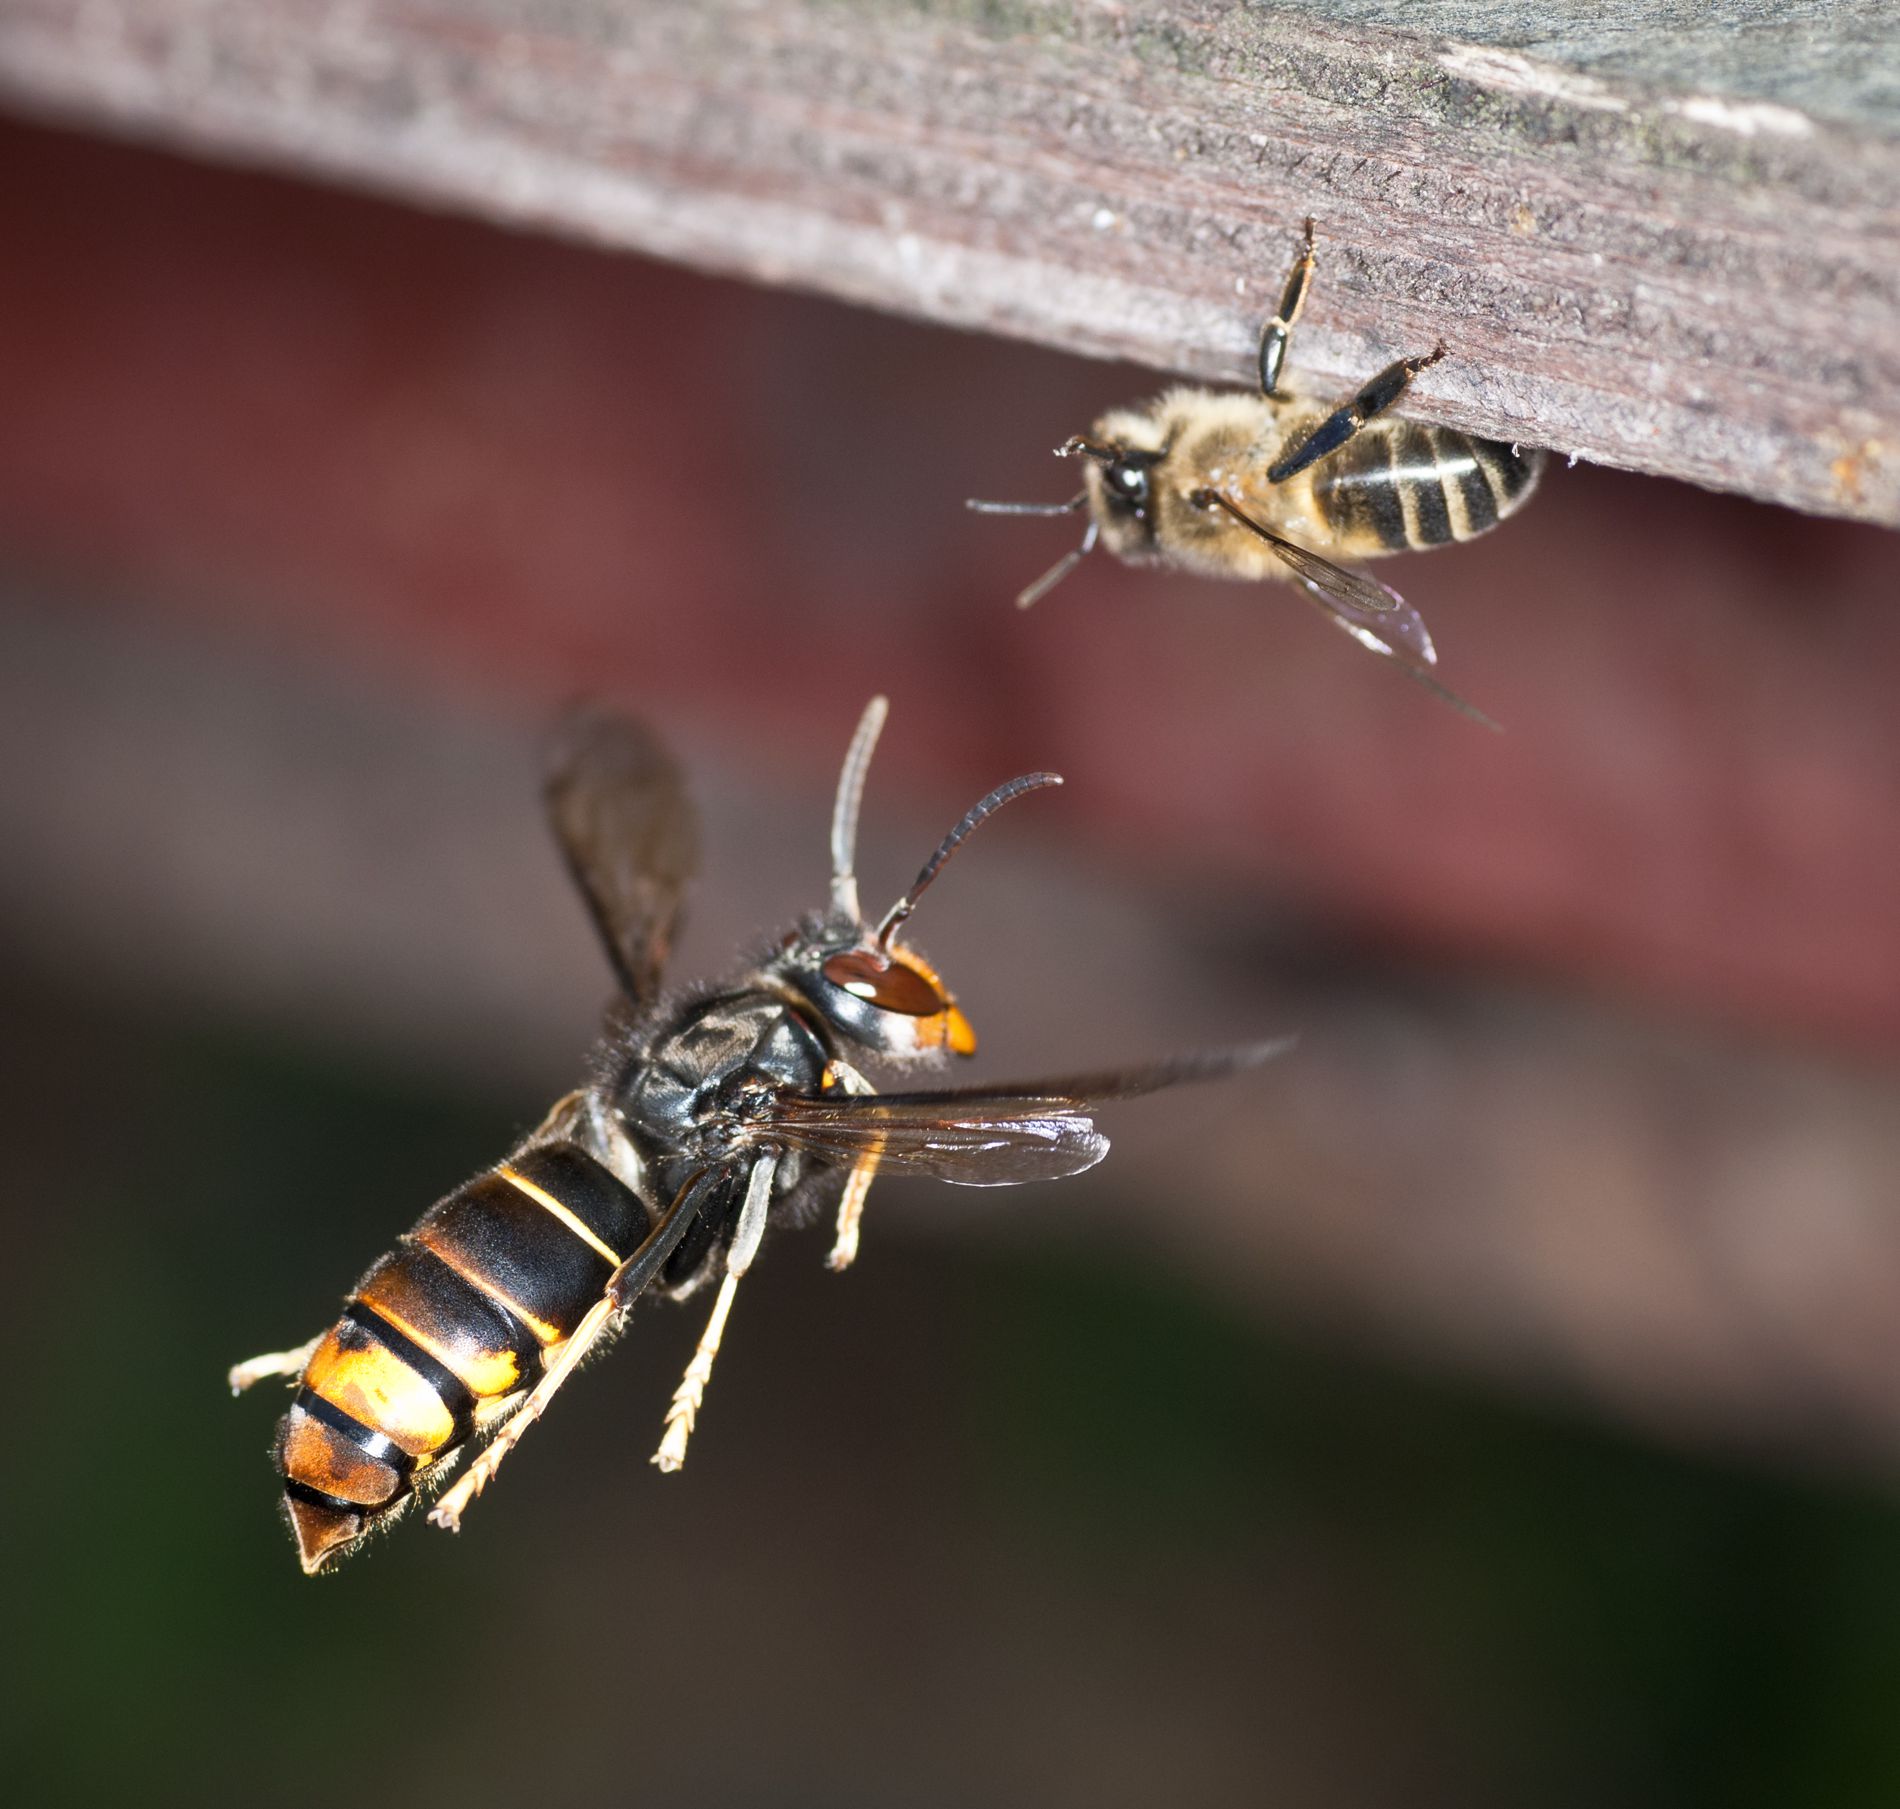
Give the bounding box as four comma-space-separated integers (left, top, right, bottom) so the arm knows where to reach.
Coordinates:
822, 1059, 879, 1272
227, 1334, 323, 1396
1257, 216, 1316, 397
1267, 344, 1447, 483
652, 1152, 778, 1473
428, 1166, 716, 1533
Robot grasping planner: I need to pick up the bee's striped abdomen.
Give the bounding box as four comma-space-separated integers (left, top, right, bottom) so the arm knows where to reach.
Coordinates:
277, 1142, 649, 1572
1311, 422, 1543, 555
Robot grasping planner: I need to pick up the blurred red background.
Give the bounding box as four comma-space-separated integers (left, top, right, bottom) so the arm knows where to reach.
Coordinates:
4, 113, 1896, 1050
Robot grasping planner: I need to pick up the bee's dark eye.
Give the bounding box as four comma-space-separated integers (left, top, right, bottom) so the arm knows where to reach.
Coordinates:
1107, 461, 1150, 508
820, 950, 946, 1015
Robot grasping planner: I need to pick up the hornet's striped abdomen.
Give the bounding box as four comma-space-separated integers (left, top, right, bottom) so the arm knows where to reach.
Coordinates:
276, 1143, 650, 1572
1310, 422, 1543, 557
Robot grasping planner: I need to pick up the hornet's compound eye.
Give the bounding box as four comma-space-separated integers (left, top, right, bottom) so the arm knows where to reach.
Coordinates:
820, 949, 948, 1016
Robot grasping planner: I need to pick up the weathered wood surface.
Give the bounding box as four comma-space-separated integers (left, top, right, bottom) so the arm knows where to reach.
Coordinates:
1, 1, 1897, 527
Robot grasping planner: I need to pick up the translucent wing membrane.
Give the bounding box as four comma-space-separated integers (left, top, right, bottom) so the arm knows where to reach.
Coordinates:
751, 1042, 1293, 1187
763, 1101, 1111, 1186
1190, 489, 1397, 617
1191, 490, 1501, 732
544, 706, 702, 1005
1296, 569, 1436, 665
1298, 580, 1501, 731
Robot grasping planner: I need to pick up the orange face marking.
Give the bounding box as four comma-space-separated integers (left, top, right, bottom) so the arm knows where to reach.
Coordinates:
888, 948, 978, 1056
302, 1325, 457, 1457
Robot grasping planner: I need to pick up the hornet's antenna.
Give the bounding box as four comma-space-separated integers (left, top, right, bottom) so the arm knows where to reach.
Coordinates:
830, 696, 889, 921
875, 771, 1063, 950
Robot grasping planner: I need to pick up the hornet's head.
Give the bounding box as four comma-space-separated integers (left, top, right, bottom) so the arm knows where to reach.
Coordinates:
771, 697, 1060, 1062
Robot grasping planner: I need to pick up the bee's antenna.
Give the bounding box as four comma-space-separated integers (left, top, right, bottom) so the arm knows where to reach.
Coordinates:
875, 771, 1063, 951
1014, 519, 1099, 609
965, 490, 1099, 610
964, 493, 1088, 517
830, 695, 889, 922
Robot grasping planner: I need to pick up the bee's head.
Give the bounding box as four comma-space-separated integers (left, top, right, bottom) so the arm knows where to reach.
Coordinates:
1066, 422, 1167, 558
964, 413, 1169, 609
773, 698, 1059, 1062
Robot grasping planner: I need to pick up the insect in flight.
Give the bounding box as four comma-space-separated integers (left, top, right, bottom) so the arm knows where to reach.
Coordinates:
969, 220, 1543, 728
230, 698, 1286, 1571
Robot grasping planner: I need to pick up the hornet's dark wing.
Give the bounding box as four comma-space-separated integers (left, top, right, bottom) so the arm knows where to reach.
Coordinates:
543, 705, 701, 1008
1193, 490, 1501, 732
751, 1042, 1294, 1187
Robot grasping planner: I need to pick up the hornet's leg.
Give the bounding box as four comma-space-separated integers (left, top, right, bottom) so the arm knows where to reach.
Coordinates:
228, 1334, 322, 1396
826, 1162, 878, 1274
1257, 217, 1316, 398
427, 1167, 712, 1532
1267, 344, 1448, 484
427, 1289, 620, 1534
652, 1152, 779, 1473
823, 1059, 879, 1273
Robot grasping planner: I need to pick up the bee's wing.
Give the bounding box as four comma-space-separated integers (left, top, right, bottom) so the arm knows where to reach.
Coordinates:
748, 1042, 1293, 1187
1202, 491, 1501, 731
1297, 575, 1502, 732
543, 706, 701, 1008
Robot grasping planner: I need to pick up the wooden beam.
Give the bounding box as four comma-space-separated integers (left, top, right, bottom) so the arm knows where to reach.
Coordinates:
3, 0, 1896, 526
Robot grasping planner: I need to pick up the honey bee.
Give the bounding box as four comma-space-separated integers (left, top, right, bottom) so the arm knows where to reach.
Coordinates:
970, 221, 1544, 727
230, 699, 1285, 1571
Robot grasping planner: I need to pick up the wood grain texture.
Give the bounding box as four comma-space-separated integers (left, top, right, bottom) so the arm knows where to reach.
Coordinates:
1, 0, 1896, 525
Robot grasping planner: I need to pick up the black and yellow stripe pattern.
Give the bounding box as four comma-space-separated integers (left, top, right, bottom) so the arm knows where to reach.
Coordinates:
276, 1143, 648, 1572
1311, 425, 1543, 556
